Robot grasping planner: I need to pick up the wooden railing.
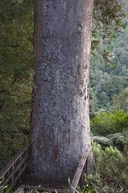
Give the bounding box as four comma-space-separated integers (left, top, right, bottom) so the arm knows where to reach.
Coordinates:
71, 150, 89, 193
14, 185, 68, 193
14, 149, 90, 193
0, 144, 29, 189
0, 144, 89, 193
14, 186, 24, 193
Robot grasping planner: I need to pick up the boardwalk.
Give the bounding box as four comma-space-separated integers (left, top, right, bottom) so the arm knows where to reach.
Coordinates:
0, 145, 90, 193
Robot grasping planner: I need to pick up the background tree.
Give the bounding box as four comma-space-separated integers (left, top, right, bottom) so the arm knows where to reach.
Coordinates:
90, 0, 128, 114
0, 0, 34, 168
110, 88, 128, 113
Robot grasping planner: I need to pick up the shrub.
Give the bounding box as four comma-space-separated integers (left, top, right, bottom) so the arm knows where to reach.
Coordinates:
90, 110, 128, 136
92, 132, 128, 151
86, 142, 128, 192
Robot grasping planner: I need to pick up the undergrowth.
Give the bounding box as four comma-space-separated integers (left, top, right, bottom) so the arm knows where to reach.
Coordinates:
80, 142, 128, 193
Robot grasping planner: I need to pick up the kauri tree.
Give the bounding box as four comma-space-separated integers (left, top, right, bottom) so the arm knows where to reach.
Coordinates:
28, 0, 94, 180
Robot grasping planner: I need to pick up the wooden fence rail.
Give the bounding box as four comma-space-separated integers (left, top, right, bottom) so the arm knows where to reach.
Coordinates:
0, 144, 29, 189
71, 150, 89, 193
14, 149, 89, 193
0, 144, 89, 193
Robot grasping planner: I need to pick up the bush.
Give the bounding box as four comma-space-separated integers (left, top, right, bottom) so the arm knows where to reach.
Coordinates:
90, 110, 128, 136
85, 142, 128, 192
92, 132, 128, 150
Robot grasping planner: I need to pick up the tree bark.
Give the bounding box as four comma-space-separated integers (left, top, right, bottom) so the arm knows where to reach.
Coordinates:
29, 0, 94, 180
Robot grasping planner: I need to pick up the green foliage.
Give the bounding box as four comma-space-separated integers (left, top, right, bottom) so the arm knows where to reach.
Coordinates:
90, 0, 128, 113
0, 0, 33, 169
0, 183, 7, 193
91, 110, 128, 136
82, 142, 128, 192
77, 141, 128, 193
79, 175, 101, 193
92, 0, 126, 50
110, 87, 128, 112
92, 136, 109, 147
0, 182, 12, 193
93, 142, 128, 191
107, 132, 128, 150
82, 173, 126, 193
68, 178, 73, 193
92, 132, 128, 151
83, 173, 127, 193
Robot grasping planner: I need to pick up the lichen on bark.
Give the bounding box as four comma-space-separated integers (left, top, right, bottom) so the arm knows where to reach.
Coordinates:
29, 0, 94, 180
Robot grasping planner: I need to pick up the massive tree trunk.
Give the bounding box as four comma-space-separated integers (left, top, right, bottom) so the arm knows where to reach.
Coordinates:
29, 0, 94, 180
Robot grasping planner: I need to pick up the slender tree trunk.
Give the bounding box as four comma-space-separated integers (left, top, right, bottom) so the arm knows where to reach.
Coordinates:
29, 0, 94, 180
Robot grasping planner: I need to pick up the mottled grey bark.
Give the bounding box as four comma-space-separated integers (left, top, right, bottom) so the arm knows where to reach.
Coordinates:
29, 0, 94, 180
